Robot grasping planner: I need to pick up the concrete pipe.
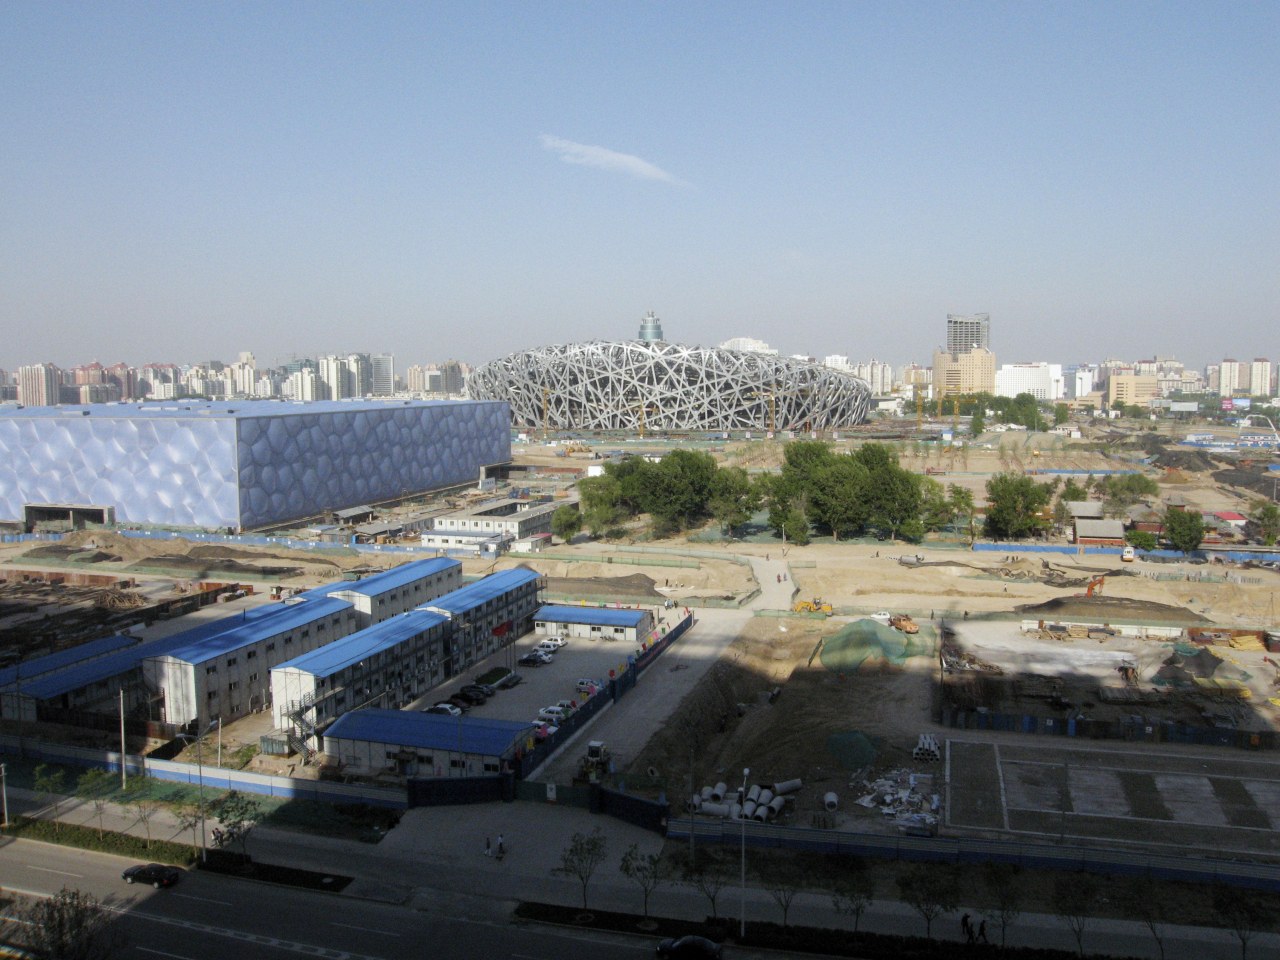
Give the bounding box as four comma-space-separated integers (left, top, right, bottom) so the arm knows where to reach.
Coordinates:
772, 778, 802, 796
686, 795, 702, 813
710, 781, 728, 802
741, 800, 757, 820
746, 784, 762, 804
824, 791, 839, 812
752, 804, 769, 822
700, 786, 713, 802
768, 796, 787, 818
729, 802, 742, 820
699, 801, 731, 818
757, 789, 775, 808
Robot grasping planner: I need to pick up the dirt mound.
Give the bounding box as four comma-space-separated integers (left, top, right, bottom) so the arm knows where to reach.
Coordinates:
1017, 594, 1208, 624
1213, 466, 1278, 498
1152, 449, 1220, 472
544, 572, 662, 599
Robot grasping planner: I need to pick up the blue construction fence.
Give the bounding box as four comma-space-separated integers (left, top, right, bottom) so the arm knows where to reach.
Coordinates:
973, 541, 1280, 564
937, 706, 1277, 751
668, 818, 1280, 892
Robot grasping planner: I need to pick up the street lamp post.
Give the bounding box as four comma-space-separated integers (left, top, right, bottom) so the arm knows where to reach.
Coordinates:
739, 766, 750, 939
1, 763, 9, 828
177, 721, 217, 863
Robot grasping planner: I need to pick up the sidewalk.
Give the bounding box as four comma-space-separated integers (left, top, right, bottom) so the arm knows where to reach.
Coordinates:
4, 783, 1273, 958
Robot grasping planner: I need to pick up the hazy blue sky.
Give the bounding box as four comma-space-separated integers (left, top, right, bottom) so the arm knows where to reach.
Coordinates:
2, 2, 1276, 371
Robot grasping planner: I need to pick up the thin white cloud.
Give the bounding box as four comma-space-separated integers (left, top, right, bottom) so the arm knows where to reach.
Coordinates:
539, 134, 687, 186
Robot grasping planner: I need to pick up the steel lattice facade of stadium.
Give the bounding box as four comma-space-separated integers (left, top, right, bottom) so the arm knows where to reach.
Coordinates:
468, 340, 872, 432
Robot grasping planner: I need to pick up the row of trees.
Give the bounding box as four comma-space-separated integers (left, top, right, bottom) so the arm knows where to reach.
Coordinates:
566, 443, 978, 546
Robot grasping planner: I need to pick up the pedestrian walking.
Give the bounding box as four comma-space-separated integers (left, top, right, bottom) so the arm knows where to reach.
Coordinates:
496, 833, 505, 859
484, 836, 491, 857
978, 919, 988, 943
961, 913, 972, 941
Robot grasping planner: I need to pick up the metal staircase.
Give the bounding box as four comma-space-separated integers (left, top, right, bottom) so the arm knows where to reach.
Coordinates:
284, 692, 318, 764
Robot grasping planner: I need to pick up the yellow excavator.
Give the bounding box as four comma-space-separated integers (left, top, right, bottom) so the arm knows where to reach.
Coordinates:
793, 598, 833, 616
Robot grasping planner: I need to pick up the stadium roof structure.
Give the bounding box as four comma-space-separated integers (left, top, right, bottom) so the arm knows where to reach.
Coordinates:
420, 567, 541, 617
468, 339, 872, 432
274, 609, 448, 679
324, 707, 530, 757
534, 605, 649, 628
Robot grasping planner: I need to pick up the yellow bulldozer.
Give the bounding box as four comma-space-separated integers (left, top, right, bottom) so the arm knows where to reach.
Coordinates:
793, 598, 833, 616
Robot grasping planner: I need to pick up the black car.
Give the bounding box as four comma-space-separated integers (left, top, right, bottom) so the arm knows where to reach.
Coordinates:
122, 863, 182, 889
517, 653, 544, 667
655, 936, 722, 959
459, 685, 492, 700
455, 688, 487, 705
496, 672, 523, 689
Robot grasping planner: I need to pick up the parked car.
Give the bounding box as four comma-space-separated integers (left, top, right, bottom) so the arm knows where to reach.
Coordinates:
540, 636, 568, 648
518, 653, 546, 667
469, 682, 497, 696
446, 695, 472, 712
529, 649, 555, 663
425, 703, 462, 717
455, 688, 488, 705
122, 863, 182, 889
656, 935, 722, 959
869, 611, 893, 624
496, 672, 523, 689
538, 705, 569, 722
535, 640, 562, 655
575, 678, 602, 694
553, 699, 578, 714
529, 721, 558, 740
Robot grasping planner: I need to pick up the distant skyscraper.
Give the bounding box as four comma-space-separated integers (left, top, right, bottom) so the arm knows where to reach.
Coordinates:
946, 313, 991, 353
719, 337, 778, 355
638, 310, 664, 342
440, 360, 464, 395
371, 354, 395, 396
18, 363, 60, 406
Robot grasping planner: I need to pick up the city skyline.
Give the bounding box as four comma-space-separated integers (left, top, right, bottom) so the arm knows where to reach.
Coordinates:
2, 4, 1276, 369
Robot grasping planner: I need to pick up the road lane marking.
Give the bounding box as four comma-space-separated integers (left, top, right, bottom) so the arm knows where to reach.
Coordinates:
173, 893, 233, 907
138, 949, 197, 960
123, 909, 391, 960
330, 923, 400, 937
29, 866, 83, 878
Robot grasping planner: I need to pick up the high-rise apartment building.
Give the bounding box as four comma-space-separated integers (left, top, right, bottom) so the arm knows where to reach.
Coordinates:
371, 354, 395, 396
995, 363, 1064, 401
17, 363, 60, 406
1249, 359, 1273, 396
1218, 359, 1245, 397
946, 313, 990, 354
932, 347, 995, 397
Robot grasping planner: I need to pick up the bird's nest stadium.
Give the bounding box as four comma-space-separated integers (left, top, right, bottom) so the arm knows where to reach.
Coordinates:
468, 340, 872, 432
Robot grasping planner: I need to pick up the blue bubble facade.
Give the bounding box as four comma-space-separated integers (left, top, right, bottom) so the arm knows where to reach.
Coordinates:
0, 400, 511, 531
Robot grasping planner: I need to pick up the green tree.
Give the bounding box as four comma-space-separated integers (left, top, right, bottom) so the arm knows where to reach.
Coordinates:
1060, 478, 1088, 503
1212, 884, 1269, 960
831, 867, 875, 934
1053, 873, 1098, 957
982, 862, 1023, 950
1250, 499, 1280, 546
682, 856, 731, 920
76, 769, 112, 839
1164, 508, 1205, 555
576, 474, 623, 538
619, 842, 668, 918
809, 456, 870, 540
1125, 530, 1158, 552
552, 827, 608, 909
970, 410, 985, 436
897, 863, 957, 938
551, 505, 582, 544
707, 466, 760, 536
174, 802, 203, 857
643, 449, 718, 532
208, 790, 263, 862
35, 763, 68, 833
14, 886, 125, 960
984, 473, 1053, 540
1054, 403, 1070, 425
918, 477, 954, 532
947, 485, 977, 544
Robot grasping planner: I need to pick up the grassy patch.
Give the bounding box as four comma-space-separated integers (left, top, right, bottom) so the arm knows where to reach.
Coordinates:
1, 817, 194, 865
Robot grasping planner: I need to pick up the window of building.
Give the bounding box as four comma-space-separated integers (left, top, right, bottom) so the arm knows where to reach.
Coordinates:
226, 657, 237, 667
483, 761, 500, 773
207, 690, 218, 700
248, 673, 258, 683
266, 642, 275, 652
228, 681, 239, 691
205, 665, 217, 675
246, 650, 257, 660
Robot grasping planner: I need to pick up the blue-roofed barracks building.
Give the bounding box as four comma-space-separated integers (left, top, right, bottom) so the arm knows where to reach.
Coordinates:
533, 604, 655, 646
0, 399, 511, 532
144, 558, 462, 729
322, 708, 532, 779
